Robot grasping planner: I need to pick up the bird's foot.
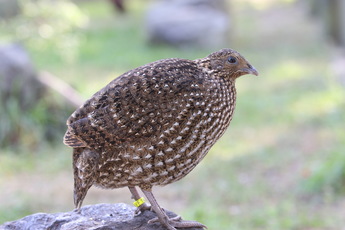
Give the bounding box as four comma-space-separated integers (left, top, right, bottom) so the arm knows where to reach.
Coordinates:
148, 215, 207, 230
148, 214, 181, 224
141, 189, 207, 229
73, 208, 81, 214
134, 202, 151, 215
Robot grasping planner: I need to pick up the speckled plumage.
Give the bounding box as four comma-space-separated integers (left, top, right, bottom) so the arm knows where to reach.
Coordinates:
64, 48, 258, 230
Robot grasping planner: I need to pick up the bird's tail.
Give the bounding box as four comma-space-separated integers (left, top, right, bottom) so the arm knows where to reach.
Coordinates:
64, 127, 87, 148
73, 148, 99, 210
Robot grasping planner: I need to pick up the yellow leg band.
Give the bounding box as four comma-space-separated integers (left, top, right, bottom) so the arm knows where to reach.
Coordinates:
133, 197, 145, 207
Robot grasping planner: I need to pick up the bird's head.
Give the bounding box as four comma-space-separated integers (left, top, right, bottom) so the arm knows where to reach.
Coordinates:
205, 48, 258, 80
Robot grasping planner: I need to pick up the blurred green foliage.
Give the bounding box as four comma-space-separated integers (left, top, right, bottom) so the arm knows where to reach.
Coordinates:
0, 0, 87, 149
0, 92, 70, 149
1, 0, 87, 63
0, 0, 345, 229
303, 149, 345, 194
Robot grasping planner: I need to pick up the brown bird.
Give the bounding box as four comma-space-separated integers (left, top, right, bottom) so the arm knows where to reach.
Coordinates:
63, 48, 258, 230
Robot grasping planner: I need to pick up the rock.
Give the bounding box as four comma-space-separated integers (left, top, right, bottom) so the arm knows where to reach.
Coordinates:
0, 43, 47, 147
0, 0, 20, 19
0, 203, 204, 230
145, 0, 230, 49
0, 43, 43, 110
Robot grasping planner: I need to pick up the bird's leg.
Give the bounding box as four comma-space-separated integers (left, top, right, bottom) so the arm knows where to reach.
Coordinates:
141, 188, 207, 230
128, 186, 151, 215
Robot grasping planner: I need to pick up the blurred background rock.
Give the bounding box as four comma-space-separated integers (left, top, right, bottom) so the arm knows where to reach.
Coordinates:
0, 43, 44, 148
0, 0, 20, 19
145, 0, 230, 49
309, 0, 345, 47
0, 0, 344, 229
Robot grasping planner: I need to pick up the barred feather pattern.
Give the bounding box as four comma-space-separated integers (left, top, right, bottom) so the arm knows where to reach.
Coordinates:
64, 48, 258, 207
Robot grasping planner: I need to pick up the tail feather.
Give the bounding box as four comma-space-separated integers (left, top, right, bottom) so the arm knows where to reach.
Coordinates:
73, 148, 98, 210
64, 128, 87, 148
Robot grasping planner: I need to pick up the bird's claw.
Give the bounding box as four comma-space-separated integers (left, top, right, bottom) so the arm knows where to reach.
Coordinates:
148, 215, 207, 230
134, 203, 151, 216
148, 215, 182, 224
73, 208, 81, 214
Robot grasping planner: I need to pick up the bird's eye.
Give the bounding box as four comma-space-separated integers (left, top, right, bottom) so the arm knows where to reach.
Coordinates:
227, 56, 237, 64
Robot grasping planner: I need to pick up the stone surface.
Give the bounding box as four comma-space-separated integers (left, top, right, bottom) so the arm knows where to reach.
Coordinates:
145, 0, 230, 49
0, 203, 204, 230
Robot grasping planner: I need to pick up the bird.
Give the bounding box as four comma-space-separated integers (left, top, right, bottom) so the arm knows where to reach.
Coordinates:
63, 48, 258, 230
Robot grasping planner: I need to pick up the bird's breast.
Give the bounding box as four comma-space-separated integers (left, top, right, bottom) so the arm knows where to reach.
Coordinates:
95, 78, 237, 188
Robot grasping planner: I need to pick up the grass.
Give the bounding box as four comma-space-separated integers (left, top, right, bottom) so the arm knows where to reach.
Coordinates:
1, 0, 345, 229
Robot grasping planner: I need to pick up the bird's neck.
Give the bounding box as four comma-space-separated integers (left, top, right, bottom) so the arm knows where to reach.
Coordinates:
194, 57, 210, 68
194, 57, 214, 75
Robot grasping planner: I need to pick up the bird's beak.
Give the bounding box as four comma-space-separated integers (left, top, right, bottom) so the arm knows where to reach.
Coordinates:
244, 64, 259, 76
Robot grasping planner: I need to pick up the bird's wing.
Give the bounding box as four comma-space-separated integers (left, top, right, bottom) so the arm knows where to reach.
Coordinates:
64, 58, 209, 150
